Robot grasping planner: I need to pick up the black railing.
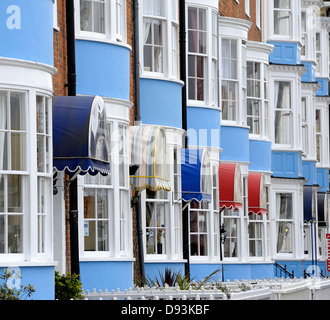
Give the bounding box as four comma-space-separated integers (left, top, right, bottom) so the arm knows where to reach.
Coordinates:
274, 263, 295, 279
304, 269, 327, 279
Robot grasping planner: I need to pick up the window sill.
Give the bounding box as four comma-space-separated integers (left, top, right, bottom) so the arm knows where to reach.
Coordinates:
75, 34, 132, 51
140, 74, 184, 86
79, 257, 135, 262
145, 258, 187, 264
0, 260, 57, 267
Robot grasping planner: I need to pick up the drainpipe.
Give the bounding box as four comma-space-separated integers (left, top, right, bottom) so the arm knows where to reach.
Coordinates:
66, 0, 80, 278
180, 0, 190, 279
134, 0, 141, 126
133, 0, 145, 283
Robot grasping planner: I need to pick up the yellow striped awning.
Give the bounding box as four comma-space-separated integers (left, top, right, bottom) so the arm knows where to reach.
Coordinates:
129, 125, 171, 192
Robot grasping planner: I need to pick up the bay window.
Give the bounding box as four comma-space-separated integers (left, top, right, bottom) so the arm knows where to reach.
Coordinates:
0, 88, 52, 259
0, 90, 27, 256
274, 0, 292, 37
221, 38, 238, 121
274, 81, 292, 145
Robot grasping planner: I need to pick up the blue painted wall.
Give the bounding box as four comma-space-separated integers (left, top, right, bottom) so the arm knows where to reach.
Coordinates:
276, 261, 326, 279
249, 140, 272, 172
0, 0, 53, 65
301, 61, 316, 83
317, 168, 329, 192
268, 41, 301, 65
76, 40, 131, 100
140, 78, 183, 128
144, 263, 185, 283
302, 161, 317, 186
190, 264, 274, 282
316, 78, 329, 96
79, 261, 134, 291
220, 126, 249, 162
187, 107, 221, 149
0, 266, 55, 300
272, 151, 303, 178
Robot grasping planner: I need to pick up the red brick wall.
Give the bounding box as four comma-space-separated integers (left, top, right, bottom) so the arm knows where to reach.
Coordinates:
53, 0, 72, 274
53, 0, 68, 97
219, 0, 261, 41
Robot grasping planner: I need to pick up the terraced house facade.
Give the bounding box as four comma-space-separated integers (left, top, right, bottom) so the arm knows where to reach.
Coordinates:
0, 0, 330, 299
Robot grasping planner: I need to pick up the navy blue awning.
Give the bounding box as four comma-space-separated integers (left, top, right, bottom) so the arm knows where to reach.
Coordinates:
53, 95, 110, 176
181, 149, 212, 203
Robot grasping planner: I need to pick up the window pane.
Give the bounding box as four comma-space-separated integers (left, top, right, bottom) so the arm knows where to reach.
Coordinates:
0, 91, 7, 130
93, 1, 105, 34
10, 92, 25, 131
274, 11, 291, 36
144, 46, 152, 71
97, 189, 107, 219
97, 221, 108, 251
0, 132, 8, 171
8, 215, 22, 253
0, 215, 4, 253
277, 222, 293, 253
80, 0, 93, 31
274, 0, 291, 9
8, 175, 22, 213
276, 193, 293, 219
188, 8, 197, 29
11, 133, 26, 171
84, 220, 96, 251
0, 176, 4, 212
200, 234, 208, 256
84, 190, 95, 219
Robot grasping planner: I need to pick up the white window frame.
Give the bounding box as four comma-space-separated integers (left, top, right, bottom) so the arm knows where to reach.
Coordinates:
75, 0, 127, 44
187, 5, 218, 108
0, 87, 53, 263
221, 38, 239, 122
142, 189, 170, 258
140, 0, 180, 81
273, 0, 293, 38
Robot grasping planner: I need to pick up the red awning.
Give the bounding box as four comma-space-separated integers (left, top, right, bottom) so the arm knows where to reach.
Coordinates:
219, 163, 243, 210
248, 173, 267, 215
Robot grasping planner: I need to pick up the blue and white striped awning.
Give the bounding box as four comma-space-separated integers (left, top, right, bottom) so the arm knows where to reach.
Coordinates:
181, 148, 212, 203
53, 95, 110, 176
129, 125, 171, 192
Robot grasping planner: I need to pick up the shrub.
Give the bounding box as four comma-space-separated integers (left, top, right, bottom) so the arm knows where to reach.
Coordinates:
0, 268, 35, 300
55, 271, 84, 300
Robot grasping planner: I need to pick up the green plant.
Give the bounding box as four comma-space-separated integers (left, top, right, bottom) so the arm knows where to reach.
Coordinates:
0, 268, 35, 300
146, 267, 222, 291
55, 271, 84, 300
